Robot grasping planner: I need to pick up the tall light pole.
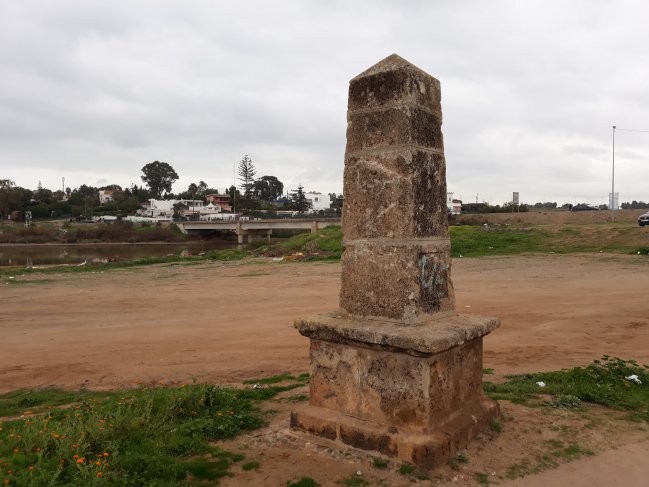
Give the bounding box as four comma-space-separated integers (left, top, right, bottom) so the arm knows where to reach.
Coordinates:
612, 126, 616, 222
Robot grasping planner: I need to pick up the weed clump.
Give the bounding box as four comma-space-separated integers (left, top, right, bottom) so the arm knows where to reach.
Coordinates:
0, 382, 302, 485
484, 356, 649, 421
373, 458, 388, 468
545, 394, 583, 410
287, 477, 320, 487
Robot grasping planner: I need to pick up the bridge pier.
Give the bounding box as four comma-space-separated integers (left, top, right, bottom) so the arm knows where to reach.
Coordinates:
236, 223, 272, 244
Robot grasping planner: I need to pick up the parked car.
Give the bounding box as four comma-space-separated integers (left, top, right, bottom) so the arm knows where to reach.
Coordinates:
639, 212, 649, 227
571, 204, 599, 211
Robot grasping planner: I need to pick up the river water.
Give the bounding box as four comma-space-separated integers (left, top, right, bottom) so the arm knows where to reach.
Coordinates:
0, 242, 239, 267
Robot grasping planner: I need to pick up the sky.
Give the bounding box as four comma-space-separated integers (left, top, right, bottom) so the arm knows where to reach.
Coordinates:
1, 1, 649, 206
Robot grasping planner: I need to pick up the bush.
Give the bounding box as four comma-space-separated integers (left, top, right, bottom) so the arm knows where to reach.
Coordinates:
0, 227, 57, 243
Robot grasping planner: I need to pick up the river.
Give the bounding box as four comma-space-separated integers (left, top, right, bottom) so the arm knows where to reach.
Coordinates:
0, 242, 239, 267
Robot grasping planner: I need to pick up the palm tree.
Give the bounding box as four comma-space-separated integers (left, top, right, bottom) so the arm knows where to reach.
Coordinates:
188, 183, 198, 220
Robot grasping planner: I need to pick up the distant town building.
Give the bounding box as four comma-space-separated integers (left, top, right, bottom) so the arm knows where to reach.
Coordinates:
305, 192, 331, 213
205, 194, 232, 212
98, 190, 124, 205
447, 192, 462, 215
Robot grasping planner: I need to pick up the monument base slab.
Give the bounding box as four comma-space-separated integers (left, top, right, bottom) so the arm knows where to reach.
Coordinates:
292, 312, 501, 469
291, 397, 499, 469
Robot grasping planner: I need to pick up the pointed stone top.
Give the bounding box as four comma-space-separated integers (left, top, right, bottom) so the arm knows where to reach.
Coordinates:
352, 54, 433, 81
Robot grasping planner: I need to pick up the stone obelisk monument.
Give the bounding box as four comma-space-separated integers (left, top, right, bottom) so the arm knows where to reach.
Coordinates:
291, 54, 500, 469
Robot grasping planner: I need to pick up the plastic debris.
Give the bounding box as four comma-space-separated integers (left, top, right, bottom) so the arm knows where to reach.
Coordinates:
356, 471, 362, 476
625, 375, 642, 384
536, 381, 546, 387
252, 384, 261, 389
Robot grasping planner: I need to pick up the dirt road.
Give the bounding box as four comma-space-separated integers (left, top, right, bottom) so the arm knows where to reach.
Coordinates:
2, 254, 648, 393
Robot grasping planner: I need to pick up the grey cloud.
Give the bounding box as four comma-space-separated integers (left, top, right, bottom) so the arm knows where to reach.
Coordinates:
1, 1, 649, 204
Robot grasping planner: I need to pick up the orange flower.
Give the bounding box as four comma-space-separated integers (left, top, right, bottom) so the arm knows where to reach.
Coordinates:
218, 413, 222, 416
97, 472, 102, 477
159, 381, 163, 384
135, 380, 138, 383
13, 450, 18, 453
29, 467, 34, 470
73, 455, 78, 459
37, 448, 41, 451
77, 459, 84, 464
96, 461, 101, 466
103, 453, 109, 457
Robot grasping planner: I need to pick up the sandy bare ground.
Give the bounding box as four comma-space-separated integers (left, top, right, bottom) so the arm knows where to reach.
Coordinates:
2, 254, 648, 392
2, 254, 649, 485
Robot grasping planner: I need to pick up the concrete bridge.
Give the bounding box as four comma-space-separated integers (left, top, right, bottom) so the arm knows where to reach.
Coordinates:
174, 217, 341, 243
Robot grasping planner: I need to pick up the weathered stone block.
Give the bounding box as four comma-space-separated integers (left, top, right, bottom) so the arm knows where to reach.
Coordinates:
348, 65, 442, 114
300, 315, 493, 433
342, 150, 448, 240
346, 107, 443, 153
339, 244, 455, 323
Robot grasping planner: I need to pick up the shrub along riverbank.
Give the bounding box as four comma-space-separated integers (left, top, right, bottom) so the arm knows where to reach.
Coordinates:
0, 221, 185, 244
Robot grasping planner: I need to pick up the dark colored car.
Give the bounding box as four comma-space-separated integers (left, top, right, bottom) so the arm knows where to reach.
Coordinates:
572, 204, 598, 211
639, 212, 649, 227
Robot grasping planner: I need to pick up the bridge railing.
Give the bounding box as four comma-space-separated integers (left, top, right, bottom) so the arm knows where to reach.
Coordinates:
172, 214, 342, 222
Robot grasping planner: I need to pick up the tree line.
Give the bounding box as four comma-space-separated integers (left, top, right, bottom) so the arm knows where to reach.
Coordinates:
1, 157, 340, 220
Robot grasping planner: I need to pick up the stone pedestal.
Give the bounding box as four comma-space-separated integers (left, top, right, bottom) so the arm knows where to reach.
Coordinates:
291, 313, 500, 468
290, 54, 501, 469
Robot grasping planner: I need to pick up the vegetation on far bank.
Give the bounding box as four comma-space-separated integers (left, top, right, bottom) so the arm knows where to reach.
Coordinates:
0, 221, 187, 244
1, 220, 648, 278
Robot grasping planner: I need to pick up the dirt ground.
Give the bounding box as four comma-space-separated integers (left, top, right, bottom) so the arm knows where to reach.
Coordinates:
2, 253, 649, 485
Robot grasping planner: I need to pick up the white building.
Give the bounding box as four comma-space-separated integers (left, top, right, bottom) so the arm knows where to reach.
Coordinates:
305, 192, 331, 213
137, 199, 221, 220
447, 192, 462, 215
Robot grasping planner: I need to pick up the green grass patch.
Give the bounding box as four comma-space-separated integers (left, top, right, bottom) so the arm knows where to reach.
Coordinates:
489, 419, 503, 432
287, 477, 320, 487
484, 356, 649, 421
483, 368, 494, 375
0, 381, 302, 486
373, 458, 388, 468
204, 249, 249, 261
336, 474, 369, 486
236, 272, 270, 277
241, 460, 260, 471
398, 463, 414, 475
243, 374, 297, 385
286, 395, 308, 402
474, 472, 491, 485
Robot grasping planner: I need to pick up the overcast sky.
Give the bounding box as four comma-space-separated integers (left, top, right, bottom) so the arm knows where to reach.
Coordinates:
1, 1, 648, 206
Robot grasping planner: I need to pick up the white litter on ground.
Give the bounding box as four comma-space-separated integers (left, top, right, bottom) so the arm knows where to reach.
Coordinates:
625, 375, 642, 384
536, 381, 546, 387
